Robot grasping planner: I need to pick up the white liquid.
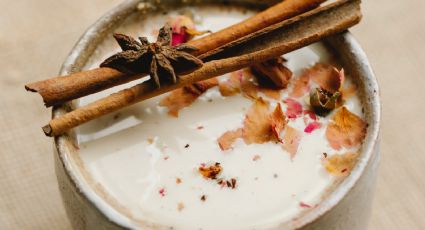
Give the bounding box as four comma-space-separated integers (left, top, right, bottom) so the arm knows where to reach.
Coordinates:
76, 6, 364, 230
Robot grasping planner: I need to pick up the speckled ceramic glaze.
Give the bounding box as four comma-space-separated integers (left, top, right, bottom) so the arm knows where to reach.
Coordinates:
53, 0, 381, 229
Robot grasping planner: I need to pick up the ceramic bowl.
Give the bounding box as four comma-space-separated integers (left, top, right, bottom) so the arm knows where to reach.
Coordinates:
53, 0, 381, 229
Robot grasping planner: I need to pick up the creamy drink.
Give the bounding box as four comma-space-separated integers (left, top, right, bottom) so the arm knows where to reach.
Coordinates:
74, 5, 366, 230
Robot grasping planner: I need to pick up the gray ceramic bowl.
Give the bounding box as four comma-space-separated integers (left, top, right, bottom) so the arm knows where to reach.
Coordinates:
53, 0, 381, 229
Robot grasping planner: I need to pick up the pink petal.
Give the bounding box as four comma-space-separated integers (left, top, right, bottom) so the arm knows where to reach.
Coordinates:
304, 121, 321, 133
171, 32, 188, 46
283, 98, 303, 119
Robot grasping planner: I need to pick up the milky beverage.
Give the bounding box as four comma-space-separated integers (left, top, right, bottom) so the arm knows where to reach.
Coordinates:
75, 5, 364, 230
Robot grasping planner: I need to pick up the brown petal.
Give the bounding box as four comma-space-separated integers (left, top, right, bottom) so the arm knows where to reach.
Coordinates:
341, 83, 357, 99
259, 88, 281, 100
240, 71, 258, 100
289, 72, 310, 98
326, 107, 367, 150
219, 71, 242, 96
281, 126, 302, 159
309, 64, 344, 93
270, 103, 287, 142
242, 98, 271, 144
322, 152, 359, 176
159, 88, 199, 117
217, 128, 243, 151
251, 57, 292, 89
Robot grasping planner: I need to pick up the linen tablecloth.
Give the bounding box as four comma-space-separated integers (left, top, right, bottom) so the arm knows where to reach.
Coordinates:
0, 0, 424, 229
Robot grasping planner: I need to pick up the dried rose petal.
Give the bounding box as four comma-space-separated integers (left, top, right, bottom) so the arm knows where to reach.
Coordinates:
282, 126, 302, 159
322, 152, 360, 176
304, 121, 321, 133
168, 15, 209, 46
217, 128, 243, 151
309, 64, 344, 93
270, 103, 287, 142
160, 79, 217, 117
219, 71, 243, 96
240, 71, 258, 99
259, 88, 281, 100
284, 98, 303, 119
342, 83, 357, 99
299, 202, 313, 208
289, 72, 310, 98
159, 88, 199, 117
303, 110, 317, 121
326, 107, 367, 150
177, 202, 185, 211
159, 188, 166, 197
251, 57, 292, 89
199, 162, 222, 179
242, 98, 271, 144
219, 70, 258, 99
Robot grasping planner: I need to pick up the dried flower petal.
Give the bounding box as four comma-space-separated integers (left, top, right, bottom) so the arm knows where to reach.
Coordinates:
341, 83, 357, 99
177, 202, 185, 211
199, 162, 222, 179
217, 128, 243, 151
159, 88, 198, 117
251, 57, 292, 89
159, 188, 166, 197
168, 15, 209, 46
218, 70, 258, 99
270, 103, 287, 142
309, 64, 344, 93
242, 98, 271, 144
284, 98, 303, 119
304, 121, 321, 133
219, 71, 243, 96
282, 126, 302, 159
240, 71, 258, 100
259, 88, 281, 100
289, 72, 310, 98
299, 202, 313, 208
303, 110, 317, 121
322, 152, 360, 176
160, 78, 217, 117
326, 107, 367, 150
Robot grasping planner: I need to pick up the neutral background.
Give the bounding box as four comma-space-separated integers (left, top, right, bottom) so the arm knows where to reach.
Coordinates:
1, 0, 424, 229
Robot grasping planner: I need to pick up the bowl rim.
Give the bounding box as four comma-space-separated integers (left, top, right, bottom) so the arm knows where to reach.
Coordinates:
53, 0, 381, 229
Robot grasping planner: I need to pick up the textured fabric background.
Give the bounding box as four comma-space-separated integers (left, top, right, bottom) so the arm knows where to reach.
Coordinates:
0, 0, 424, 229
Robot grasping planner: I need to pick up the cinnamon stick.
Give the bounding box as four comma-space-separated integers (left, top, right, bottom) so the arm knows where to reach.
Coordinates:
43, 0, 361, 137
25, 0, 326, 107
188, 0, 326, 56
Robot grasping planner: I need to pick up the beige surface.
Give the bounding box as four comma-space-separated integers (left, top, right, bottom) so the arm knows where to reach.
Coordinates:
0, 0, 424, 229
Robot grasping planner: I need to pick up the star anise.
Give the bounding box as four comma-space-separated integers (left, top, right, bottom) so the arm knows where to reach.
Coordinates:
100, 24, 203, 88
